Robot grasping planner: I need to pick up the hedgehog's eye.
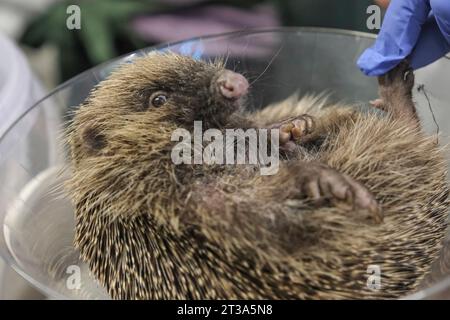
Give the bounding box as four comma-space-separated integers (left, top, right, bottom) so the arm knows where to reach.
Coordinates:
149, 91, 168, 108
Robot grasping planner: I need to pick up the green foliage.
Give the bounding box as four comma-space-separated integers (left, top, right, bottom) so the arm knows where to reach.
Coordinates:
20, 0, 376, 82
21, 0, 166, 80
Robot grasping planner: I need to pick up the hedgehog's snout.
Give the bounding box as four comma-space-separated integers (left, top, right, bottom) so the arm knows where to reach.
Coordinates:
215, 70, 248, 100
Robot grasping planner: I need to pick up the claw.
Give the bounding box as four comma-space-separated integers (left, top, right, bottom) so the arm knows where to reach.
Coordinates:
270, 114, 316, 150
299, 163, 383, 224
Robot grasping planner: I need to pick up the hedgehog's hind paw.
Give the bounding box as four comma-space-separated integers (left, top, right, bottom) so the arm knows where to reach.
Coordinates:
298, 162, 383, 224
333, 173, 383, 224
376, 60, 418, 125
370, 98, 387, 112
378, 60, 414, 93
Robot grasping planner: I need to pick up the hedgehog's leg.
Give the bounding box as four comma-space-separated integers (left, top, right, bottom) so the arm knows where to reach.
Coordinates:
294, 161, 383, 223
372, 60, 419, 126
269, 115, 316, 152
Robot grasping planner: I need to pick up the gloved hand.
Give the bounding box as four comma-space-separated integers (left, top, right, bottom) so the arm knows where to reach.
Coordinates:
357, 0, 450, 76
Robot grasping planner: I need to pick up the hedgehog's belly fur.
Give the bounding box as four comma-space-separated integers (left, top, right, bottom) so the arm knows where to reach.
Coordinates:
73, 107, 449, 300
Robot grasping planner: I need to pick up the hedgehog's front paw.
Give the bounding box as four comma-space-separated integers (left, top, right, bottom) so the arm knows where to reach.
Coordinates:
270, 115, 315, 152
298, 162, 383, 224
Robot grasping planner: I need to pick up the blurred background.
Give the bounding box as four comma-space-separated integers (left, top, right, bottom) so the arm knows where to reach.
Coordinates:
0, 0, 388, 88
0, 0, 388, 299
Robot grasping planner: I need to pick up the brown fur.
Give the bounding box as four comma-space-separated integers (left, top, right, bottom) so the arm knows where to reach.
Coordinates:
66, 53, 449, 299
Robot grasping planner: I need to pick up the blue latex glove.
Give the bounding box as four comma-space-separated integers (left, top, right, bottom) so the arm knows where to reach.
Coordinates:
357, 0, 450, 76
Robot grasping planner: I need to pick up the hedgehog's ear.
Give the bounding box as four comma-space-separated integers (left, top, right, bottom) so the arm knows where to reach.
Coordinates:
81, 126, 107, 153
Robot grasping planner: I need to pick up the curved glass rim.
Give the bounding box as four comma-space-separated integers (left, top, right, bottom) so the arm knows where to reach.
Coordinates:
0, 27, 375, 144
12, 27, 448, 300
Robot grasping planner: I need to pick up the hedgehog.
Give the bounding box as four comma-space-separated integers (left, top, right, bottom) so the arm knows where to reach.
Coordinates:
65, 52, 449, 299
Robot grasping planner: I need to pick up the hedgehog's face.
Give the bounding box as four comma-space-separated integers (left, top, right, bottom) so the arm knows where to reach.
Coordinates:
71, 53, 249, 160
133, 55, 249, 128
101, 52, 249, 126
119, 53, 249, 127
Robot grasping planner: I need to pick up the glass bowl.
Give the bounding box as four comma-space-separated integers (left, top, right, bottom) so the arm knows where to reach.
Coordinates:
0, 27, 449, 299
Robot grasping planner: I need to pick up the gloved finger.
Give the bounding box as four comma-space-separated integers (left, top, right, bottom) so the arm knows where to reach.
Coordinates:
431, 0, 450, 43
357, 0, 432, 76
409, 17, 450, 69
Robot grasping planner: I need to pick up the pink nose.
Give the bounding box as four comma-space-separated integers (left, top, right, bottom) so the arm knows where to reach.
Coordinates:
216, 70, 249, 100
